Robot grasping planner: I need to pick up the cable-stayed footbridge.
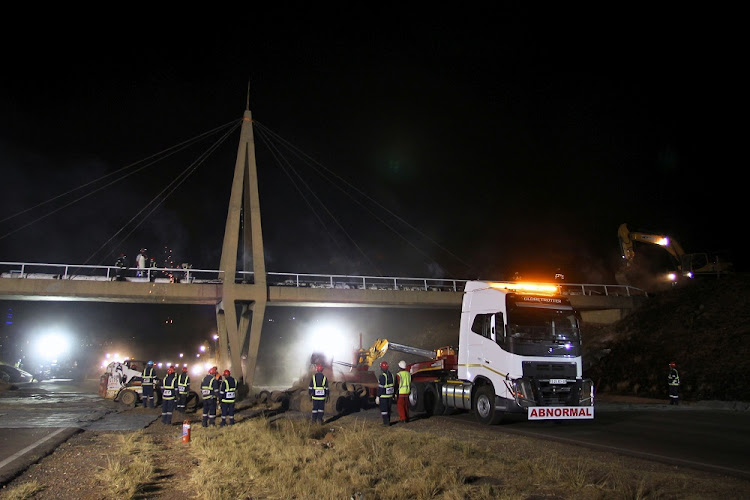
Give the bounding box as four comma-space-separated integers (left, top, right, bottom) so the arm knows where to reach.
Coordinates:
0, 102, 647, 389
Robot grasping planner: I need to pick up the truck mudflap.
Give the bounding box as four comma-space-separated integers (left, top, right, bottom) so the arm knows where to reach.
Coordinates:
527, 406, 594, 420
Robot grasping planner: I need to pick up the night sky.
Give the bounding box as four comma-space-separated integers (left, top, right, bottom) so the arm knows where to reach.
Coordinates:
0, 9, 742, 382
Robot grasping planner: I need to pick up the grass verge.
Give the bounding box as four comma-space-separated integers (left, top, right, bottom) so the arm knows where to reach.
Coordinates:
0, 480, 45, 500
186, 416, 741, 500
94, 431, 157, 499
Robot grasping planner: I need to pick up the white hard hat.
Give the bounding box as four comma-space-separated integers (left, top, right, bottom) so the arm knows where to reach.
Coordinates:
398, 360, 406, 369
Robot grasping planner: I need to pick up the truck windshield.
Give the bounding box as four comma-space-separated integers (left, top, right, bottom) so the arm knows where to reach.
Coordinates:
507, 306, 580, 344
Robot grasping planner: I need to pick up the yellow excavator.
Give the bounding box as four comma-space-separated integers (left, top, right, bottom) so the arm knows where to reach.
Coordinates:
616, 223, 732, 288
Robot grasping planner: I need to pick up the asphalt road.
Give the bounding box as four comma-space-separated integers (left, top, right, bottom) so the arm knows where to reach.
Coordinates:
0, 379, 160, 486
2, 380, 749, 487
442, 401, 750, 481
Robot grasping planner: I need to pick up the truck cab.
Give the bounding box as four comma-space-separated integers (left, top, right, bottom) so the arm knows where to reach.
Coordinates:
409, 281, 594, 424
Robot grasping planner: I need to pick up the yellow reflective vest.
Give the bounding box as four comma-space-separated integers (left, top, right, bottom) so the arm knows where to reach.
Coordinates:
397, 369, 411, 395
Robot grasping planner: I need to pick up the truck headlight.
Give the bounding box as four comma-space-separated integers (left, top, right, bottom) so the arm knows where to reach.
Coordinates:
511, 378, 534, 407
580, 379, 594, 405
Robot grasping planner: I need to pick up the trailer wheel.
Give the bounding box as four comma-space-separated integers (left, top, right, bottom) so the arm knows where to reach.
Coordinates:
474, 385, 503, 425
409, 382, 424, 413
119, 389, 138, 407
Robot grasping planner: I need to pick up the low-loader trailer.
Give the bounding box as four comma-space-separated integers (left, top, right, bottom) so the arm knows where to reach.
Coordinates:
407, 281, 594, 424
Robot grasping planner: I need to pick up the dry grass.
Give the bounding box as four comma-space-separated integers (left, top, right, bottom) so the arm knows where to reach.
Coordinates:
185, 416, 746, 500
93, 431, 156, 499
0, 480, 45, 500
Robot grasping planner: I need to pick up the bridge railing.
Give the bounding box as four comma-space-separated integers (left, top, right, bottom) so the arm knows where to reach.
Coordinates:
0, 261, 224, 283
260, 272, 647, 297
262, 272, 467, 292
1, 262, 646, 297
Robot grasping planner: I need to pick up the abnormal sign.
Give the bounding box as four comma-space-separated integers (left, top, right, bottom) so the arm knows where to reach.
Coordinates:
528, 407, 594, 420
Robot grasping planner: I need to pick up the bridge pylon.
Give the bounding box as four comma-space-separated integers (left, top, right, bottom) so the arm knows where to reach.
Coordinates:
217, 103, 267, 390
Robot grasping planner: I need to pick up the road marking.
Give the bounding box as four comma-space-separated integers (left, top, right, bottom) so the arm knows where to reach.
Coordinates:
0, 427, 69, 470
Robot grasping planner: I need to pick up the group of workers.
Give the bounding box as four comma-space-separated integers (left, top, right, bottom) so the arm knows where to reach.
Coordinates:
308, 359, 412, 426
139, 356, 685, 429
139, 361, 237, 426
115, 248, 158, 281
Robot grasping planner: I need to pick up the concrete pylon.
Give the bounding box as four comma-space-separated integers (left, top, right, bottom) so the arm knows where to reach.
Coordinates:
217, 102, 267, 390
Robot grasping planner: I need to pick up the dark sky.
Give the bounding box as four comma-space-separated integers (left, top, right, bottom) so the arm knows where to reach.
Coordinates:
0, 9, 743, 378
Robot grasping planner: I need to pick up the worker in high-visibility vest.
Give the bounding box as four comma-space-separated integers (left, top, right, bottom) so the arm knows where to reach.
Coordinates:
308, 363, 329, 424
668, 362, 680, 405
176, 366, 190, 413
377, 361, 395, 426
219, 369, 237, 426
200, 366, 220, 427
161, 366, 177, 424
141, 361, 156, 408
396, 360, 411, 424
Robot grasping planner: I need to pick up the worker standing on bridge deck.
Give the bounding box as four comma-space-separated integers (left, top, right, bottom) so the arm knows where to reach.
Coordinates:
161, 366, 177, 424
136, 248, 147, 277
377, 361, 395, 426
148, 257, 157, 282
114, 254, 127, 281
219, 369, 237, 426
141, 361, 156, 408
176, 366, 190, 413
201, 366, 220, 427
668, 362, 680, 405
308, 363, 329, 424
396, 360, 411, 424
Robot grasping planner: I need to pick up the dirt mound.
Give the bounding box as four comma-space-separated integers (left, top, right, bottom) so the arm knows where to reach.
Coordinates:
584, 273, 750, 402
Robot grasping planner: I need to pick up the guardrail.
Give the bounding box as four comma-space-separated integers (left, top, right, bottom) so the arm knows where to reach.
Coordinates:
0, 261, 223, 284
0, 262, 647, 297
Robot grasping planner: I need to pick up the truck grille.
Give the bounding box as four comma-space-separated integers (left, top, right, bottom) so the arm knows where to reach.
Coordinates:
522, 361, 580, 405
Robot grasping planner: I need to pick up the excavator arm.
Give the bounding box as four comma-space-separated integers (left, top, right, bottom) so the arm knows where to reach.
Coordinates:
618, 223, 685, 269
617, 223, 732, 289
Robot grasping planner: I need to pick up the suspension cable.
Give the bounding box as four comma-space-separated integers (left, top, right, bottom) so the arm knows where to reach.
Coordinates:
255, 126, 383, 276
80, 121, 241, 270
0, 120, 239, 243
254, 121, 471, 277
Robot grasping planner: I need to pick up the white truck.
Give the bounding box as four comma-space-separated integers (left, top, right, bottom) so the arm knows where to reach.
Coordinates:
407, 281, 594, 424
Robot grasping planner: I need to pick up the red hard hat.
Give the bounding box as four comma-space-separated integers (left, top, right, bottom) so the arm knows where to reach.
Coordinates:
669, 362, 676, 368
316, 363, 324, 372
182, 366, 188, 372
380, 361, 389, 370
167, 366, 175, 374
209, 366, 217, 375
223, 369, 231, 377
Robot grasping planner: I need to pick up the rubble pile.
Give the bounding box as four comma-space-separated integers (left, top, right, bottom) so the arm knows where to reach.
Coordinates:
584, 274, 750, 402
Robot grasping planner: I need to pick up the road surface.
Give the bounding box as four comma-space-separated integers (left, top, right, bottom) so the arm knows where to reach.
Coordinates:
443, 399, 750, 480
0, 378, 159, 485
3, 380, 749, 486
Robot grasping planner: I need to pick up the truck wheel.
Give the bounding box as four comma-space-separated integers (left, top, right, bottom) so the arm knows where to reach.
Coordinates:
409, 382, 424, 413
425, 385, 446, 416
119, 389, 138, 407
474, 385, 503, 425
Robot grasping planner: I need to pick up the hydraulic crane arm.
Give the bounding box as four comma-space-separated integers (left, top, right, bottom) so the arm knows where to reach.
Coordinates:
355, 337, 438, 368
